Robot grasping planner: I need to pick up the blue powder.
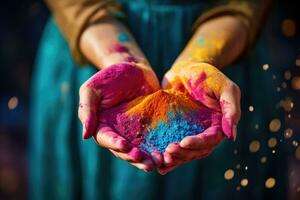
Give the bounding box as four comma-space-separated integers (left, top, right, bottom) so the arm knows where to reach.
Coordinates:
118, 33, 129, 42
140, 112, 204, 153
197, 36, 205, 45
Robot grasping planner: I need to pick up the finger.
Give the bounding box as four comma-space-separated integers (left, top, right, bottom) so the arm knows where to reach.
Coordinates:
130, 158, 155, 172
162, 152, 182, 168
151, 150, 164, 167
110, 150, 154, 172
78, 84, 101, 139
179, 126, 223, 150
109, 147, 144, 162
94, 125, 132, 153
220, 83, 241, 140
157, 164, 180, 175
166, 143, 212, 160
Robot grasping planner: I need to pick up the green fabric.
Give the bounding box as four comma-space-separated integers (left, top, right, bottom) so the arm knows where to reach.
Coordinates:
29, 1, 286, 199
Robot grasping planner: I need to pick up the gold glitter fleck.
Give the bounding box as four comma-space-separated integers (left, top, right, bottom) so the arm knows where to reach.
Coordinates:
236, 164, 241, 169
268, 137, 277, 148
236, 186, 241, 191
249, 140, 260, 153
265, 177, 276, 189
224, 169, 235, 180
255, 124, 259, 129
269, 119, 281, 132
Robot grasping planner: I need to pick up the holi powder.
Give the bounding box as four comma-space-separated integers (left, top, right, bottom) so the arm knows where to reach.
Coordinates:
109, 43, 138, 63
118, 32, 129, 42
99, 89, 221, 153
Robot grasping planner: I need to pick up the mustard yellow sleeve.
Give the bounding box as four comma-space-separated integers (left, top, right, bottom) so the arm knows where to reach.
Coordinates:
194, 0, 272, 51
45, 0, 124, 65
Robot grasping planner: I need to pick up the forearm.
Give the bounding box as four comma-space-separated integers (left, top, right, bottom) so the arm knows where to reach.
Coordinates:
80, 18, 150, 70
174, 15, 247, 69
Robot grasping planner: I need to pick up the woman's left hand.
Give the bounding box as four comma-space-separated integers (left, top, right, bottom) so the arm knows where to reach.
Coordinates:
157, 61, 241, 174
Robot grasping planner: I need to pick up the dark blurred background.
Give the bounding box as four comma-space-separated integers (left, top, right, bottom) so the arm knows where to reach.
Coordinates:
0, 0, 299, 200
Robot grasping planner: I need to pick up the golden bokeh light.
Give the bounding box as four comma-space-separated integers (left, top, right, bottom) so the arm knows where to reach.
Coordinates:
269, 119, 281, 132
8, 96, 18, 110
260, 156, 267, 163
279, 98, 294, 112
284, 128, 293, 138
248, 106, 254, 112
268, 137, 277, 148
262, 64, 269, 71
240, 179, 248, 187
282, 19, 296, 37
292, 140, 299, 147
249, 140, 260, 153
224, 169, 235, 180
291, 76, 300, 90
284, 71, 292, 80
265, 177, 276, 189
296, 59, 300, 67
295, 146, 300, 160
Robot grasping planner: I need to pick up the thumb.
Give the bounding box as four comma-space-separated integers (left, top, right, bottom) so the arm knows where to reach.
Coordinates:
219, 83, 241, 140
78, 85, 101, 139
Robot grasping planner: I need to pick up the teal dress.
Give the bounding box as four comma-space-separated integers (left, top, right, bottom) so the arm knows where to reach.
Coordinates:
29, 0, 286, 199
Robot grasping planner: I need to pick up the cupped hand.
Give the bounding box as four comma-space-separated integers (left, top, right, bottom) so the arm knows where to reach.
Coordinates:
158, 61, 241, 174
78, 62, 161, 171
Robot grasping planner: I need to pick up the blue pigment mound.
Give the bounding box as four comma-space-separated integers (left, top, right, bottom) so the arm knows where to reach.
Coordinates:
140, 112, 204, 153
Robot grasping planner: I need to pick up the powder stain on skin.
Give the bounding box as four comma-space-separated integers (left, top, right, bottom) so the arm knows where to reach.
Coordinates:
99, 89, 221, 153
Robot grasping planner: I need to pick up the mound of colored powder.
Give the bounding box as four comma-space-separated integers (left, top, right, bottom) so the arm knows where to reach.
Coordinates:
98, 89, 221, 153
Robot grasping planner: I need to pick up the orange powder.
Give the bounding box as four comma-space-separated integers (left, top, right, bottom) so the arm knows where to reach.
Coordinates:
124, 89, 200, 128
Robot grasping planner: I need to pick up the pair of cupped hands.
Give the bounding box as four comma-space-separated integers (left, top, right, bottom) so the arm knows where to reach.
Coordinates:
78, 60, 241, 175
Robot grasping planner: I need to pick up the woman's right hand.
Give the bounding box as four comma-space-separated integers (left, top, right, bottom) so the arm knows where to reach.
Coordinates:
78, 62, 161, 171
